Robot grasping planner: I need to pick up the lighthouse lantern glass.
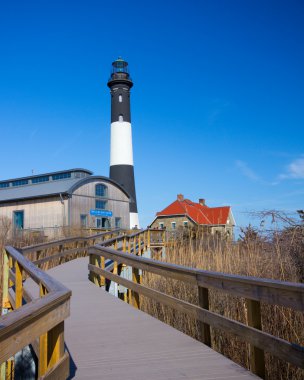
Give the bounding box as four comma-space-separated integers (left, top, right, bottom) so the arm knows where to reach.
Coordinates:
111, 59, 129, 75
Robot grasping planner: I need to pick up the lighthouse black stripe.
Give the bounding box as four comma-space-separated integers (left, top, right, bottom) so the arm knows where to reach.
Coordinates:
110, 165, 138, 213
110, 85, 131, 123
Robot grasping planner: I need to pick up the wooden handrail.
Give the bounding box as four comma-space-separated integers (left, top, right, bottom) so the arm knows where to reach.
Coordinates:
0, 228, 165, 379
21, 228, 122, 255
90, 246, 304, 310
88, 243, 304, 378
1, 246, 71, 379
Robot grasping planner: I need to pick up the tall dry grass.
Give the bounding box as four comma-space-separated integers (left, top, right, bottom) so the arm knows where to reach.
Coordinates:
141, 227, 304, 380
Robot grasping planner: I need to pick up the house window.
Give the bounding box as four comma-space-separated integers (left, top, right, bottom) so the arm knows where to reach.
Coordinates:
159, 222, 164, 229
95, 184, 107, 197
96, 200, 107, 209
118, 114, 124, 122
119, 95, 122, 102
115, 217, 121, 228
183, 221, 188, 227
171, 222, 176, 230
80, 214, 87, 227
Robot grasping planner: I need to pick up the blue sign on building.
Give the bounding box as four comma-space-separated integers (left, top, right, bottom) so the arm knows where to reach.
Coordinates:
90, 209, 113, 217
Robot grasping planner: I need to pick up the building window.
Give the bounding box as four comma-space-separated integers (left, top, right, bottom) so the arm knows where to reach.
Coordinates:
52, 172, 71, 180
118, 114, 123, 122
183, 221, 188, 227
0, 182, 10, 188
32, 176, 49, 184
13, 210, 24, 229
115, 217, 121, 228
96, 200, 107, 209
95, 184, 107, 197
171, 222, 176, 230
12, 180, 28, 187
159, 222, 164, 229
80, 214, 87, 227
119, 94, 122, 102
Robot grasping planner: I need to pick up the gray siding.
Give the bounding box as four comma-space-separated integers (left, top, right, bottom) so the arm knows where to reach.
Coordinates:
70, 180, 130, 229
0, 196, 67, 230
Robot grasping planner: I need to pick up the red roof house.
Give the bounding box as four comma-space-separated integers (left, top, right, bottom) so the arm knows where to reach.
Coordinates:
151, 194, 235, 236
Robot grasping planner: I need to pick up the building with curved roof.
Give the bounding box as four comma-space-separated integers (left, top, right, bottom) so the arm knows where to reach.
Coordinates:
0, 168, 132, 236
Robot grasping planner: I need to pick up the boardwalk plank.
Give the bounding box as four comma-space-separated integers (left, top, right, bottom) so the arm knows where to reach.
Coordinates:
33, 257, 258, 379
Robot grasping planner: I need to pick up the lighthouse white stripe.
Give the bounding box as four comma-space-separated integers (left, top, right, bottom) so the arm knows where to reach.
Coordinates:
110, 121, 134, 166
130, 212, 140, 229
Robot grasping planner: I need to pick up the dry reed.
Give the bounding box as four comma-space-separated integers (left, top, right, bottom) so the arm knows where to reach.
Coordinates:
141, 227, 304, 380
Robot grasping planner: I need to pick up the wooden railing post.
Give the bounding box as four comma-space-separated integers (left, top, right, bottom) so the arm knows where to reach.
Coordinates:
100, 256, 105, 286
1, 250, 9, 380
128, 237, 131, 254
2, 250, 10, 310
138, 234, 141, 256
15, 261, 23, 309
246, 299, 265, 378
123, 234, 126, 252
89, 254, 98, 284
131, 266, 140, 309
198, 286, 211, 347
8, 256, 13, 287
47, 321, 64, 370
39, 283, 65, 375
147, 229, 151, 248
93, 255, 100, 286
39, 284, 48, 377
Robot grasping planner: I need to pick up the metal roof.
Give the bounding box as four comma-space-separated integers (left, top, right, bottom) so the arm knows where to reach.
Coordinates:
0, 176, 130, 203
0, 168, 93, 184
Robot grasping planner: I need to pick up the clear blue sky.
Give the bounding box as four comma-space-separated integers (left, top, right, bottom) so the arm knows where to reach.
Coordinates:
0, 1, 303, 233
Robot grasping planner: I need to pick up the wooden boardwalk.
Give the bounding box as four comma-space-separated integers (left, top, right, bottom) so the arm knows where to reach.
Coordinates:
25, 257, 258, 380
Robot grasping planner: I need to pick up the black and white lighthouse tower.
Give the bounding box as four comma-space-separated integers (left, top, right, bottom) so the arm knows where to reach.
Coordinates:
108, 57, 139, 228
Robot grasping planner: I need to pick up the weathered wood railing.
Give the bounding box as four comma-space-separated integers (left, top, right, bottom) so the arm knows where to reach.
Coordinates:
0, 228, 164, 379
88, 228, 165, 304
88, 242, 304, 379
21, 228, 123, 267
0, 246, 71, 379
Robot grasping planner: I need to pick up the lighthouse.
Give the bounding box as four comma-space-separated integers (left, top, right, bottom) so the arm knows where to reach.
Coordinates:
108, 57, 139, 228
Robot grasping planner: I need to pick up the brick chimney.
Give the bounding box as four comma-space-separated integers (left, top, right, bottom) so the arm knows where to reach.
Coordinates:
199, 198, 206, 206
177, 194, 184, 201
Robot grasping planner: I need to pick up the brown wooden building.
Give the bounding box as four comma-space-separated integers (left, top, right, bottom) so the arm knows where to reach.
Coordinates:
0, 169, 131, 237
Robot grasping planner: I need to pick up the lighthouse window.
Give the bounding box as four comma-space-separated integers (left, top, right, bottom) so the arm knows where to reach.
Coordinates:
119, 114, 124, 122
119, 95, 122, 102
